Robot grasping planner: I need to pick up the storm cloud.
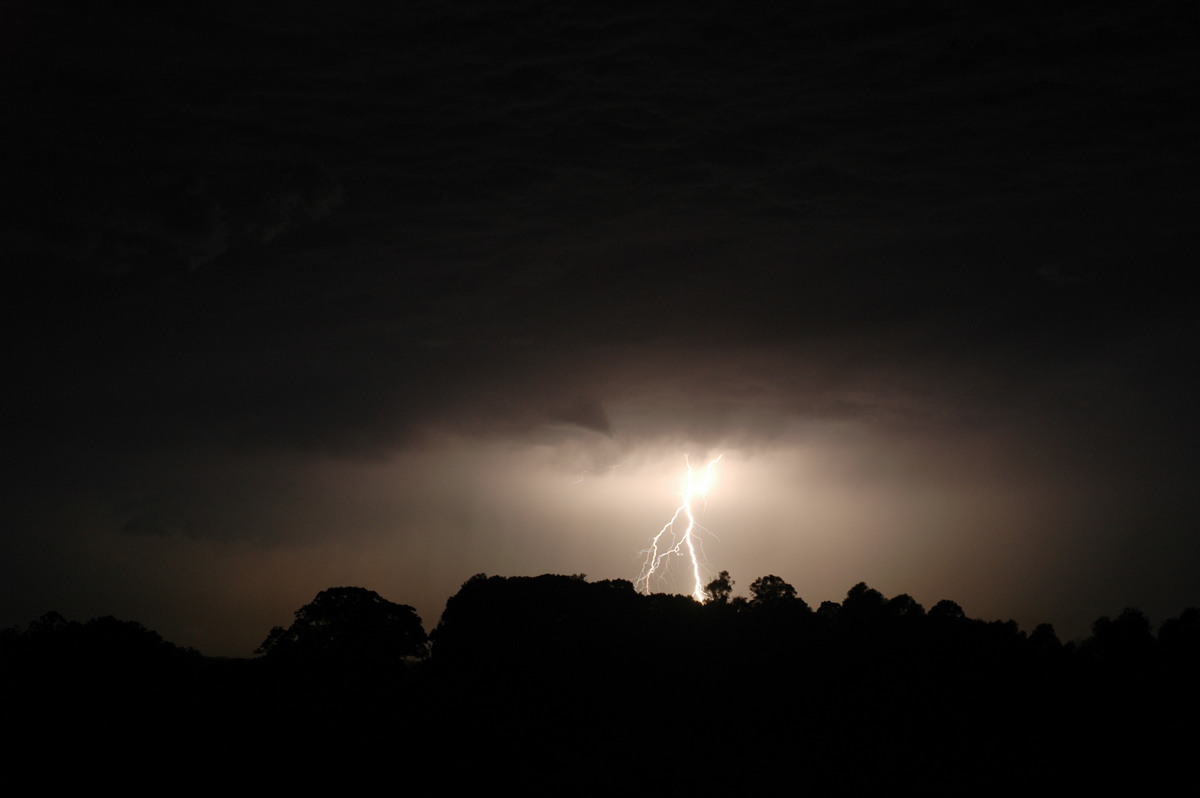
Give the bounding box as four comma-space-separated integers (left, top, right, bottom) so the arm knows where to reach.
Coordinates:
2, 1, 1197, 655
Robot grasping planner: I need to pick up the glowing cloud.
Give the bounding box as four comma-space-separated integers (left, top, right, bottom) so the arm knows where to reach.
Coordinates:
636, 454, 723, 601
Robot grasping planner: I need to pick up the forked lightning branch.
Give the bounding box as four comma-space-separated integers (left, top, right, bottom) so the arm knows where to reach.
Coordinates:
636, 455, 723, 601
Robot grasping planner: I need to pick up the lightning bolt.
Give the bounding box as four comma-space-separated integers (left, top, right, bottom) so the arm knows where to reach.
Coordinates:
636, 454, 723, 602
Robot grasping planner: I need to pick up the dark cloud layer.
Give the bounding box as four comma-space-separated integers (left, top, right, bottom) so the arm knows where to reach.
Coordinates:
2, 1, 1198, 654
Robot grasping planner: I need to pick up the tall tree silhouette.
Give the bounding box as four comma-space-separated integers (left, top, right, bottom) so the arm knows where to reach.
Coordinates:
704, 570, 735, 605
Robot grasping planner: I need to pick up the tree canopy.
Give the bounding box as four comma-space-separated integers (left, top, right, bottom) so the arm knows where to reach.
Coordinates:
749, 574, 800, 607
257, 586, 428, 670
704, 570, 735, 605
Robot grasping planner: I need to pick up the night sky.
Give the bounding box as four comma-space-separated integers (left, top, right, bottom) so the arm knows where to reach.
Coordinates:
3, 1, 1198, 656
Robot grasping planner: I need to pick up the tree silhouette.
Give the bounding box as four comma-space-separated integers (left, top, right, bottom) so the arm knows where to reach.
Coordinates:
258, 586, 428, 672
886, 593, 925, 619
1158, 607, 1200, 665
1086, 607, 1155, 666
928, 598, 966, 622
431, 573, 646, 672
840, 582, 888, 627
749, 574, 798, 606
1029, 622, 1063, 654
704, 570, 734, 605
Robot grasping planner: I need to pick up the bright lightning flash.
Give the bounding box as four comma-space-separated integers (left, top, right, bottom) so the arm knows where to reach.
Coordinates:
636, 455, 723, 602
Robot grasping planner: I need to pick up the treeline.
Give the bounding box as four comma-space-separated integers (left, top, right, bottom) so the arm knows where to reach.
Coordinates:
7, 574, 1196, 674
3, 575, 1197, 791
